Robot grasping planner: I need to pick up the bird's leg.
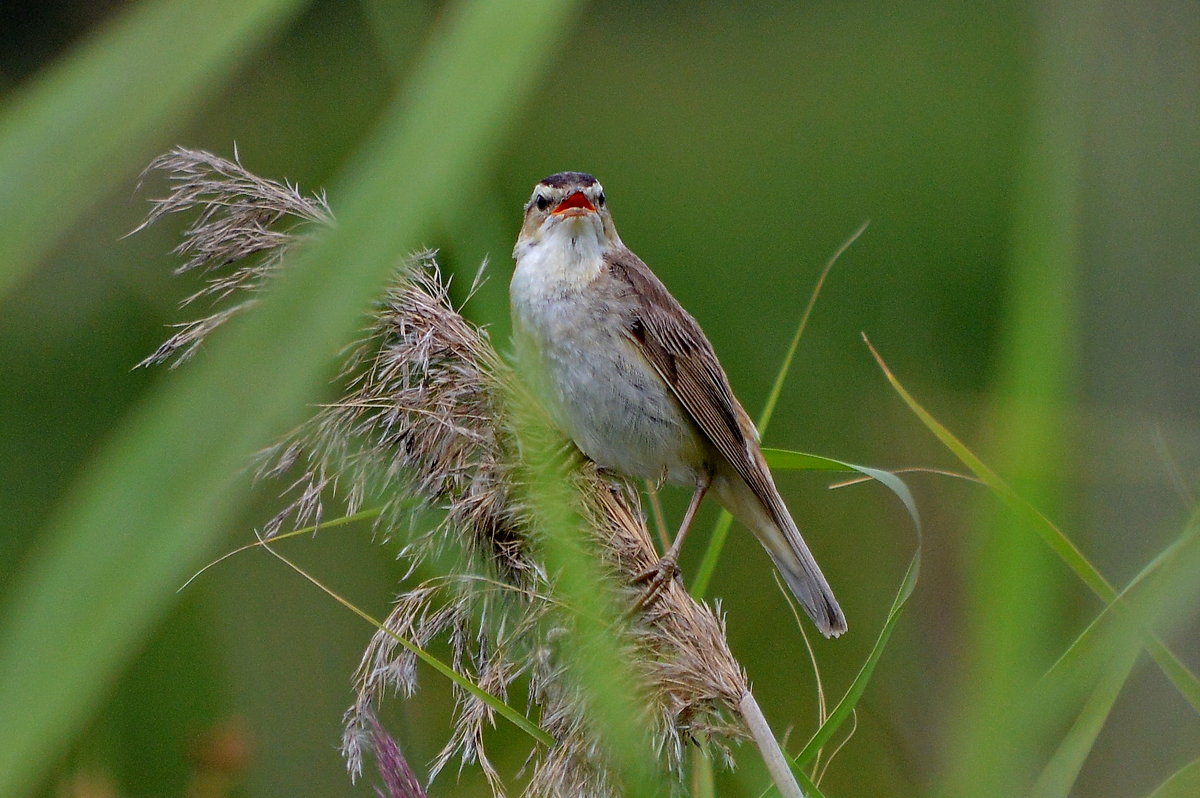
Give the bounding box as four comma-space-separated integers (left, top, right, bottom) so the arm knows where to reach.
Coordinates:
633, 474, 711, 610
645, 479, 670, 551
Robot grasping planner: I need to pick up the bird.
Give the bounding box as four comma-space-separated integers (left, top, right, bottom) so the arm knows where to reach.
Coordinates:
509, 171, 846, 637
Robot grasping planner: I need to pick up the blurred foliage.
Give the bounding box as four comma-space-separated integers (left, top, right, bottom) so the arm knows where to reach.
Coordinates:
0, 0, 1197, 796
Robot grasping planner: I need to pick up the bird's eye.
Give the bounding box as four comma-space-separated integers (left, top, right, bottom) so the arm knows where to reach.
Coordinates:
535, 194, 550, 211
597, 192, 606, 207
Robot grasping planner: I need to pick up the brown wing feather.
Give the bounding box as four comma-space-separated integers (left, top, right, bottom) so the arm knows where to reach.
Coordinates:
604, 249, 774, 500
604, 248, 846, 636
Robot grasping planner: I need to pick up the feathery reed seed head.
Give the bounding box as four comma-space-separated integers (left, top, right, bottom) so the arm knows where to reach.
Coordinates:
140, 149, 775, 797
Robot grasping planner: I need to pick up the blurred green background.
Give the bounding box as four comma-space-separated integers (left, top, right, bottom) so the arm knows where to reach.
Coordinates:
1, 1, 1198, 796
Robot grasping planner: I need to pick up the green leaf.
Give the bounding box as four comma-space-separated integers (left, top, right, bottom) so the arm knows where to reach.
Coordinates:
763, 448, 922, 535
792, 549, 919, 772
0, 1, 581, 794
690, 510, 736, 600
1027, 649, 1138, 798
796, 768, 829, 798
690, 223, 866, 600
0, 0, 310, 297
863, 336, 1200, 715
743, 449, 921, 796
691, 449, 920, 601
691, 749, 716, 798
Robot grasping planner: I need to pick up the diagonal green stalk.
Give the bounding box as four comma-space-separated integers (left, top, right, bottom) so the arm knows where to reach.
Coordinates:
1027, 649, 1139, 798
0, 0, 309, 297
691, 223, 867, 599
512, 400, 667, 796
258, 538, 555, 749
758, 222, 869, 433
0, 2, 582, 794
864, 335, 1200, 714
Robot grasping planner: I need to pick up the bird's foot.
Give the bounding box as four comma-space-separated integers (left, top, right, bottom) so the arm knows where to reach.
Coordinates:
630, 556, 680, 613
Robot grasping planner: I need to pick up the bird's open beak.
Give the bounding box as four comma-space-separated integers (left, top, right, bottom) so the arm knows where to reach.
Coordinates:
552, 191, 596, 217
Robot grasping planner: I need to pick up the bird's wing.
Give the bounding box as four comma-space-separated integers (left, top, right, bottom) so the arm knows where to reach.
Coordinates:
604, 249, 773, 499
605, 248, 846, 636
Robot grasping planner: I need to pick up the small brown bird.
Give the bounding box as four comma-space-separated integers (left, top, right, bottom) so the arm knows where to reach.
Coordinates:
510, 172, 845, 637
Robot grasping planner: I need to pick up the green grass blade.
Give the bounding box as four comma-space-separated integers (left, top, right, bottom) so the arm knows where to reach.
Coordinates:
938, 5, 1089, 788
0, 2, 581, 794
514, 411, 667, 796
262, 540, 555, 748
796, 769, 828, 798
692, 448, 920, 600
752, 546, 918, 798
757, 221, 869, 432
735, 450, 921, 795
864, 336, 1200, 715
1046, 511, 1200, 686
763, 450, 859, 472
177, 507, 384, 592
1147, 757, 1200, 798
690, 511, 736, 599
792, 550, 919, 771
763, 448, 922, 535
691, 749, 716, 798
1040, 515, 1200, 714
1027, 649, 1138, 798
1028, 514, 1200, 797
0, 0, 310, 297
690, 224, 866, 600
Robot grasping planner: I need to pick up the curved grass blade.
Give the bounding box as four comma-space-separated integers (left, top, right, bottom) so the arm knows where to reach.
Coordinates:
0, 3, 582, 794
258, 537, 555, 749
752, 547, 919, 798
792, 549, 919, 772
763, 448, 922, 535
758, 221, 869, 433
738, 449, 921, 795
178, 508, 383, 592
863, 334, 1200, 714
690, 223, 867, 600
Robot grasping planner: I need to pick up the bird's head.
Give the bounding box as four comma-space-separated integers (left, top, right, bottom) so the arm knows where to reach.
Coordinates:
516, 172, 621, 254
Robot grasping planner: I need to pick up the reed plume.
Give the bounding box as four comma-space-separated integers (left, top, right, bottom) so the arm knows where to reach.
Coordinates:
139, 148, 804, 798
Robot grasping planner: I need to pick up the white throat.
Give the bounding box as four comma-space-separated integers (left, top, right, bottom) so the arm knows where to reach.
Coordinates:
513, 215, 609, 285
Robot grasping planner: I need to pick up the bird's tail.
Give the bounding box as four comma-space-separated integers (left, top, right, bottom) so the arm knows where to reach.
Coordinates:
713, 471, 846, 638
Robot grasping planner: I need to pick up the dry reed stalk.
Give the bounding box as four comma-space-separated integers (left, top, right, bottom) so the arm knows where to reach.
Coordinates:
138, 148, 804, 798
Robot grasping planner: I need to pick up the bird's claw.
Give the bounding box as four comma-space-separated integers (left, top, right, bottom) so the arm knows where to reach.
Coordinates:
630, 556, 679, 613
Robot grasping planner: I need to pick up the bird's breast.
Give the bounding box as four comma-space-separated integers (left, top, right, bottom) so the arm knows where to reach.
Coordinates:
510, 247, 705, 484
